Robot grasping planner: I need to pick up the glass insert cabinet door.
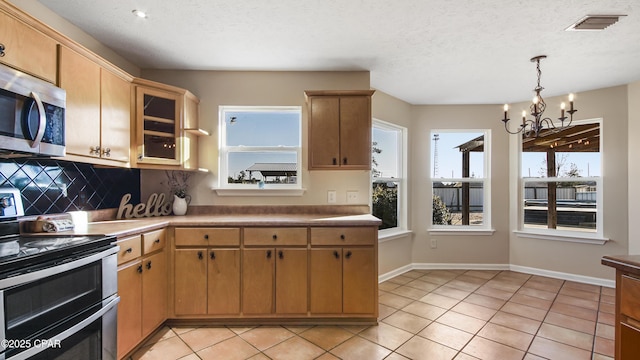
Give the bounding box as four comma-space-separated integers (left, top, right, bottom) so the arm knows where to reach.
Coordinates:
136, 86, 182, 165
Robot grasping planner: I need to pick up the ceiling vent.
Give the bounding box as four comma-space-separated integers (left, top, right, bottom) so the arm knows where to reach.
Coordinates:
566, 15, 626, 31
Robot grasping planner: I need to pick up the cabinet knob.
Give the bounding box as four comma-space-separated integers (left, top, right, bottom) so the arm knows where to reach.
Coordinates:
278, 250, 284, 259
154, 238, 160, 244
125, 247, 132, 253
90, 145, 101, 155
343, 157, 347, 165
0, 43, 5, 57
210, 251, 216, 260
272, 234, 278, 240
102, 147, 111, 157
345, 251, 352, 259
333, 250, 340, 259
137, 265, 143, 273
198, 251, 203, 260
340, 234, 345, 240
332, 158, 337, 165
266, 250, 272, 259
146, 261, 152, 270
204, 234, 209, 240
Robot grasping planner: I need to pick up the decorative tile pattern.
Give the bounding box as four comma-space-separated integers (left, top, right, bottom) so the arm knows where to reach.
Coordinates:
0, 159, 139, 215
132, 270, 616, 360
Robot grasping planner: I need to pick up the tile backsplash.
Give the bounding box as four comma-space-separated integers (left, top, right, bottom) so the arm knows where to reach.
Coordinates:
0, 159, 140, 216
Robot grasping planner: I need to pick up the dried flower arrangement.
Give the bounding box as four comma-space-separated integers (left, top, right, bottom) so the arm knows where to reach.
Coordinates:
164, 170, 192, 198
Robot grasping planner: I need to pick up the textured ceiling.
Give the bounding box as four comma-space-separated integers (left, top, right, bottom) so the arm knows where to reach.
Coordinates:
37, 0, 640, 105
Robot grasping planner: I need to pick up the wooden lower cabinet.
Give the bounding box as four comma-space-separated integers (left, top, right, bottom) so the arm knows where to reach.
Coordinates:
275, 248, 308, 314
174, 249, 207, 315
208, 249, 241, 315
141, 251, 167, 334
242, 249, 274, 314
310, 247, 375, 315
117, 261, 142, 359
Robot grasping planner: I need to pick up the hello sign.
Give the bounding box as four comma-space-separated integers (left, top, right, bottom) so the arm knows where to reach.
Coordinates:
117, 193, 172, 219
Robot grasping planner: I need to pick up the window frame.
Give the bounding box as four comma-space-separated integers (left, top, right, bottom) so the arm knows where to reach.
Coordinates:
428, 129, 493, 233
217, 105, 302, 191
517, 118, 605, 242
371, 119, 408, 237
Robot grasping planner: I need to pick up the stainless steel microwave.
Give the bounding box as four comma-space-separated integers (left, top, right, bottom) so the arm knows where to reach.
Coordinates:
0, 63, 66, 158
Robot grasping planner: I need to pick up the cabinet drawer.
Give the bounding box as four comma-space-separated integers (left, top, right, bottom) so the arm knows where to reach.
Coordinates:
310, 227, 375, 246
142, 229, 166, 254
117, 235, 142, 265
621, 275, 640, 320
175, 227, 240, 246
244, 227, 307, 246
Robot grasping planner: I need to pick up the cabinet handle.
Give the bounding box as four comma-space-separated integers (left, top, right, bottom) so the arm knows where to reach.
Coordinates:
90, 145, 101, 155
345, 251, 352, 259
125, 247, 132, 253
137, 265, 143, 273
198, 251, 203, 260
343, 157, 347, 165
333, 250, 340, 259
102, 147, 111, 157
210, 251, 216, 260
204, 234, 209, 240
266, 250, 272, 259
146, 261, 152, 270
154, 238, 160, 244
278, 250, 284, 259
332, 158, 337, 165
0, 43, 5, 57
340, 234, 345, 240
272, 234, 278, 240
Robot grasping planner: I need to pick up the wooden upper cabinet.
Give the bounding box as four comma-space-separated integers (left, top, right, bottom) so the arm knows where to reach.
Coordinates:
306, 90, 374, 170
59, 45, 131, 166
0, 9, 57, 83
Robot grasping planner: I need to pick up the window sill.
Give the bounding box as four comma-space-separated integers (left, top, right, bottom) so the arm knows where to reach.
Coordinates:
378, 229, 413, 243
428, 228, 496, 236
514, 231, 609, 245
213, 188, 306, 197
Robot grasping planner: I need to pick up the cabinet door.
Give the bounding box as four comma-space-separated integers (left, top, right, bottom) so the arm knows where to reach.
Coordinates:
136, 86, 181, 165
310, 248, 342, 314
343, 247, 376, 314
208, 249, 240, 315
308, 97, 340, 169
117, 261, 142, 359
339, 96, 371, 169
141, 251, 167, 336
59, 46, 101, 158
0, 11, 57, 82
621, 322, 640, 359
174, 249, 207, 315
242, 249, 274, 314
275, 248, 308, 314
100, 68, 131, 163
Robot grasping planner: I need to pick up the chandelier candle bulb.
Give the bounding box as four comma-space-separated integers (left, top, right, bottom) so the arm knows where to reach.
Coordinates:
561, 102, 566, 118
569, 93, 575, 111
504, 104, 509, 120
522, 110, 526, 124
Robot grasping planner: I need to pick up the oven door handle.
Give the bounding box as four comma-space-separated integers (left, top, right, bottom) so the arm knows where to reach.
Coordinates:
0, 245, 119, 289
3, 295, 120, 360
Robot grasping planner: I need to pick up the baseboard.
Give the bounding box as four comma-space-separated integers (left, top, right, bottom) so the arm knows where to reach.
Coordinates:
379, 262, 615, 288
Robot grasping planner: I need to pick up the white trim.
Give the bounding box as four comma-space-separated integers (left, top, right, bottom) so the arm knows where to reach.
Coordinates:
428, 228, 496, 236
509, 265, 615, 288
377, 262, 614, 288
514, 230, 609, 245
213, 188, 306, 196
378, 229, 412, 243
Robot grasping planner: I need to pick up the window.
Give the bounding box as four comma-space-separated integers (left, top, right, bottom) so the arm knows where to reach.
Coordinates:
430, 130, 491, 228
218, 106, 301, 189
520, 120, 602, 237
372, 120, 406, 232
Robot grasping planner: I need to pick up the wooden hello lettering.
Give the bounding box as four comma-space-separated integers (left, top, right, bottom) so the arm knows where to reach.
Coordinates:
117, 193, 172, 219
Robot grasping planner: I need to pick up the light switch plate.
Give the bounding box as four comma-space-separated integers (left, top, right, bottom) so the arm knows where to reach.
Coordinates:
327, 190, 337, 203
346, 191, 359, 204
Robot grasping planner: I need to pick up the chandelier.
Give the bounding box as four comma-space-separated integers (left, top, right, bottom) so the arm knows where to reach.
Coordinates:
502, 55, 577, 138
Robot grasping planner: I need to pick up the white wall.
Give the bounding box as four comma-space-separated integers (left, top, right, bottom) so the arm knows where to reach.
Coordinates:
628, 81, 640, 254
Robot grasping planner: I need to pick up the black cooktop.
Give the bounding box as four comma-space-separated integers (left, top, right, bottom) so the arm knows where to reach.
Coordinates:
0, 233, 116, 278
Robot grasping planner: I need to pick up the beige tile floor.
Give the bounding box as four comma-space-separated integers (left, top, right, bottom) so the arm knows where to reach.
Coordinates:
130, 269, 615, 360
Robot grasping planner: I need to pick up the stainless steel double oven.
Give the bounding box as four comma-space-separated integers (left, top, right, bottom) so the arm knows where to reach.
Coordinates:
0, 188, 119, 360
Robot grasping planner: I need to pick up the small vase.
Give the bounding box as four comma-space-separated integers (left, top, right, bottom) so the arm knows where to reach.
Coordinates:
172, 194, 189, 216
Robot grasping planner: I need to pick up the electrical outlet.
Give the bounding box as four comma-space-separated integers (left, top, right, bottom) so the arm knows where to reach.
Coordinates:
327, 190, 337, 203
346, 191, 359, 204
430, 239, 437, 249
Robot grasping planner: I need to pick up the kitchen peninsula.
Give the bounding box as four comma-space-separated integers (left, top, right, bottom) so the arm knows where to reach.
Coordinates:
57, 206, 380, 359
